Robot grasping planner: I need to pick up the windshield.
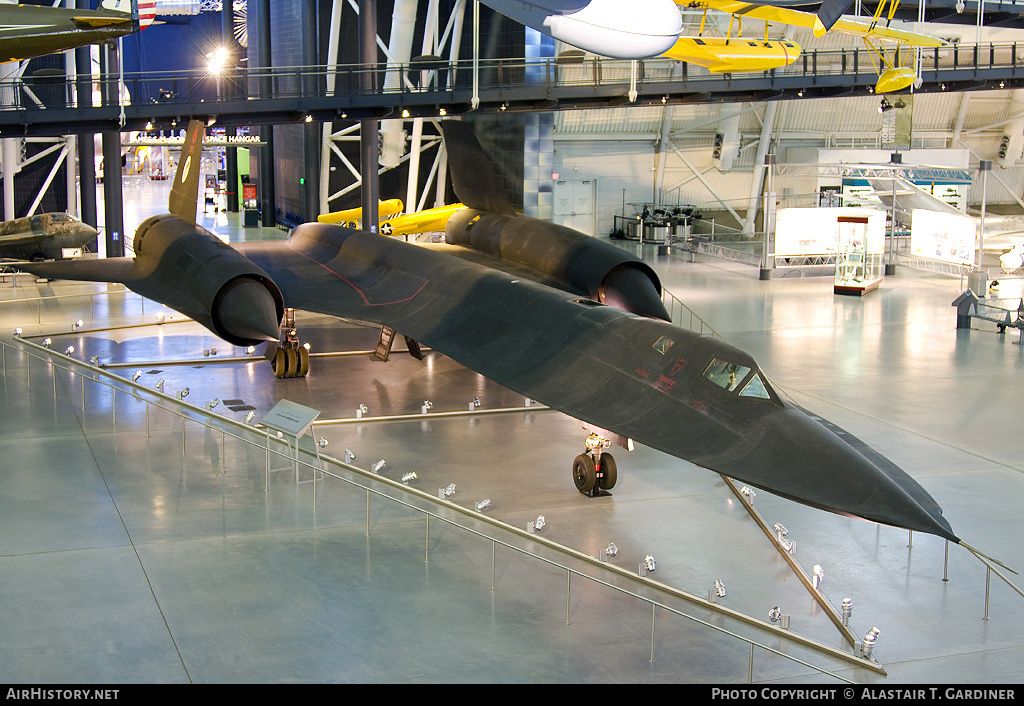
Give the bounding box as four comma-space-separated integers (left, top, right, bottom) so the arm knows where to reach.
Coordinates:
703, 357, 774, 401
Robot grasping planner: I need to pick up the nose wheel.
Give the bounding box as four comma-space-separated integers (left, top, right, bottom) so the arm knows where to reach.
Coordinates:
573, 433, 617, 497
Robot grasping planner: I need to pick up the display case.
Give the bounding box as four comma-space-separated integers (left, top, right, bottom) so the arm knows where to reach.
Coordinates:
834, 213, 885, 296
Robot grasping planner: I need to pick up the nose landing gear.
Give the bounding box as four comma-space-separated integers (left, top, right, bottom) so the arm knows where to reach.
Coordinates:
573, 432, 617, 497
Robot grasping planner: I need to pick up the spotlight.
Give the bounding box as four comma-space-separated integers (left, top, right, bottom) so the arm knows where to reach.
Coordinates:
773, 523, 788, 539
768, 606, 782, 623
472, 396, 481, 408
145, 121, 153, 130
204, 350, 210, 357
42, 338, 51, 347
317, 437, 329, 448
862, 627, 880, 659
371, 459, 386, 474
132, 371, 142, 382
245, 410, 255, 424
357, 404, 368, 418
438, 108, 446, 116
533, 515, 546, 531
13, 328, 21, 336
245, 346, 255, 356
72, 320, 84, 330
177, 387, 189, 399
812, 564, 825, 588
499, 103, 507, 111
344, 448, 356, 462
878, 97, 893, 113
442, 482, 456, 497
90, 356, 99, 366
740, 485, 756, 504
207, 398, 219, 410
401, 471, 417, 484
842, 598, 854, 626
64, 346, 75, 355
304, 114, 313, 122
155, 379, 165, 392
797, 89, 803, 97
155, 312, 165, 323
401, 109, 410, 118
661, 95, 667, 104
210, 348, 217, 356
303, 342, 311, 351
421, 400, 432, 413
714, 579, 726, 597
474, 498, 492, 512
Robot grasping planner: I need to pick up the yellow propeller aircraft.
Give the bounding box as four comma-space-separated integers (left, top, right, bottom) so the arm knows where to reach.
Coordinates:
319, 201, 464, 238
674, 0, 945, 91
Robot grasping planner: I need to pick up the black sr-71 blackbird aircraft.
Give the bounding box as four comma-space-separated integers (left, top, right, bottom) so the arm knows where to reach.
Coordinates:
21, 119, 989, 557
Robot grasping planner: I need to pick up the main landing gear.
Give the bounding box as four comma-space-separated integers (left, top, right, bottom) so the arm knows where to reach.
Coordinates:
269, 308, 310, 379
573, 432, 617, 497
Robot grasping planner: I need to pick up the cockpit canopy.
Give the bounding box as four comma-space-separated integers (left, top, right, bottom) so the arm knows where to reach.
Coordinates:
702, 357, 777, 402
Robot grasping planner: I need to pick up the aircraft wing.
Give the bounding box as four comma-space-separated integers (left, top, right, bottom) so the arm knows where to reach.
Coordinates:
677, 0, 946, 44
20, 257, 136, 284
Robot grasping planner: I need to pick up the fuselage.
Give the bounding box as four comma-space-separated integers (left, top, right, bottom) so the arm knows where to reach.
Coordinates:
239, 224, 959, 542
0, 213, 97, 261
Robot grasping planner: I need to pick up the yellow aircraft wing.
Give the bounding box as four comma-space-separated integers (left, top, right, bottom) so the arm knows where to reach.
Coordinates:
318, 198, 405, 226
676, 0, 946, 45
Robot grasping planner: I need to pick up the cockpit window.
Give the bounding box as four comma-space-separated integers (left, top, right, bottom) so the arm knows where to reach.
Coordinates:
738, 373, 771, 400
703, 358, 750, 392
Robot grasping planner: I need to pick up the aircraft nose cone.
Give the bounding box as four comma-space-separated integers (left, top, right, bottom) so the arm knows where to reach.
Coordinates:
217, 279, 281, 343
741, 407, 959, 543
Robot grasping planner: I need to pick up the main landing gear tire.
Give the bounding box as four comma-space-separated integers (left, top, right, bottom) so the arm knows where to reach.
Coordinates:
573, 454, 597, 493
271, 347, 310, 379
598, 452, 617, 490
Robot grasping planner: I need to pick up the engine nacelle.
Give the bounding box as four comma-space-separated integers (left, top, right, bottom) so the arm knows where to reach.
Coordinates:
445, 209, 669, 321
131, 215, 285, 346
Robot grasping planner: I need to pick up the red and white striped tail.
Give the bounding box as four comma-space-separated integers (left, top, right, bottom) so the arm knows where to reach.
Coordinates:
99, 0, 157, 30
136, 0, 157, 29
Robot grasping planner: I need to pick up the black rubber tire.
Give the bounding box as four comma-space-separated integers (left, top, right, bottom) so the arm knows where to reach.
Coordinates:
284, 348, 299, 377
272, 348, 286, 378
573, 454, 597, 493
297, 346, 310, 377
598, 453, 617, 490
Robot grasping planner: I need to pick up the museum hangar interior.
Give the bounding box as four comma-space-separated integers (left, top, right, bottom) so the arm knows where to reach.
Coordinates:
1, 0, 1024, 685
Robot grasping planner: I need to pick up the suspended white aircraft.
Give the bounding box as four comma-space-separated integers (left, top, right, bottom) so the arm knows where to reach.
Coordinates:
480, 0, 684, 59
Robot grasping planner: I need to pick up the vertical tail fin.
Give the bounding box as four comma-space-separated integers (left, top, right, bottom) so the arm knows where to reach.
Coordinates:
100, 0, 155, 30
168, 120, 205, 224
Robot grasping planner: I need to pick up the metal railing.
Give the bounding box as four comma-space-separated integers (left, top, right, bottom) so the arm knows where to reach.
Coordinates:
3, 333, 881, 682
0, 41, 1021, 129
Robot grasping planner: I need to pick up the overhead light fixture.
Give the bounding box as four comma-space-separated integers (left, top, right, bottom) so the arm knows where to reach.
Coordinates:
245, 346, 255, 356
438, 108, 446, 116
145, 121, 153, 130
304, 114, 313, 123
401, 109, 409, 118
206, 46, 229, 75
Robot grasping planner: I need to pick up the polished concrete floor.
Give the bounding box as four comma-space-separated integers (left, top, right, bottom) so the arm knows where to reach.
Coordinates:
1, 179, 1023, 684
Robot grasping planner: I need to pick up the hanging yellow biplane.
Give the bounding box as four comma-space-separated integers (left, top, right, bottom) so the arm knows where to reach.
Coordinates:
669, 0, 944, 92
